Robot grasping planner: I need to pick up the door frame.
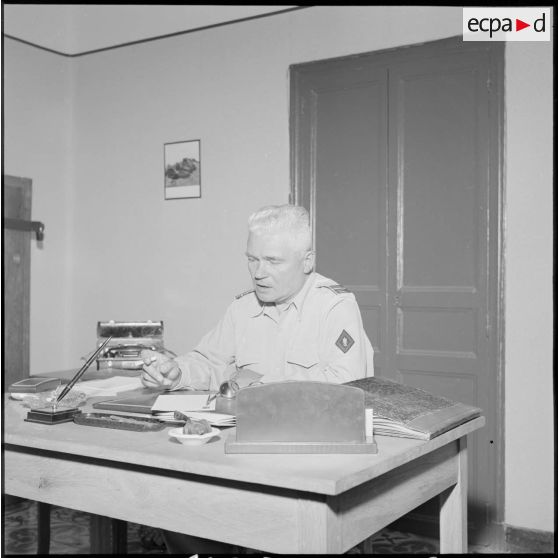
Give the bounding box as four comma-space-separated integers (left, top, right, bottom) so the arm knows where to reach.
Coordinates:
289, 36, 506, 533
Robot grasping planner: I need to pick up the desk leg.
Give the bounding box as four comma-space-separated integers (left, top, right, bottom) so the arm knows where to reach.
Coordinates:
297, 497, 342, 554
37, 502, 51, 554
359, 536, 374, 553
90, 515, 127, 554
439, 436, 468, 553
112, 519, 128, 554
90, 515, 112, 554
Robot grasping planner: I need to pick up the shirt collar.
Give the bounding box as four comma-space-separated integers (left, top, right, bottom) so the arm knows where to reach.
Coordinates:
289, 272, 316, 317
251, 272, 316, 320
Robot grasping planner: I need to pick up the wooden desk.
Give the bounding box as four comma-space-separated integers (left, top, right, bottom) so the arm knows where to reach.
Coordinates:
4, 395, 483, 554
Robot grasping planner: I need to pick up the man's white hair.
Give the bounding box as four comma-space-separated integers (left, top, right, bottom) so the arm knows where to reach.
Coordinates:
248, 204, 312, 252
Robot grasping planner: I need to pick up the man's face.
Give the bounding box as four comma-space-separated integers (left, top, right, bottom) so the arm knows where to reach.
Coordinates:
246, 231, 314, 304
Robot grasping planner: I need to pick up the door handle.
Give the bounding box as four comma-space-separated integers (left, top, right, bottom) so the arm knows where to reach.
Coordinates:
3, 218, 45, 241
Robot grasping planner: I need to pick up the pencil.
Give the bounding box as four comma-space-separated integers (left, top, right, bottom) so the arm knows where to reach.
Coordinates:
55, 336, 113, 405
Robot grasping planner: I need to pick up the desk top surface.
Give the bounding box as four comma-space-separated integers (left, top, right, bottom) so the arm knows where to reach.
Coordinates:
4, 373, 484, 496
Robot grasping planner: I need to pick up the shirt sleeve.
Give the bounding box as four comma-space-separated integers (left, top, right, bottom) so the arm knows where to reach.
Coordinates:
310, 295, 373, 383
171, 303, 237, 390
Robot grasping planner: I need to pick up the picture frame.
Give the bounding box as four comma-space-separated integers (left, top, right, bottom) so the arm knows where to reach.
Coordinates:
164, 139, 201, 199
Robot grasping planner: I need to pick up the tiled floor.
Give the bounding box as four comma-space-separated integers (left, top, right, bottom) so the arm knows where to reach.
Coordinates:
3, 499, 500, 555
3, 500, 166, 555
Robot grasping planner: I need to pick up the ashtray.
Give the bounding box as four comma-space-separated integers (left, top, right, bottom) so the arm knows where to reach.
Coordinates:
168, 427, 220, 446
19, 385, 86, 410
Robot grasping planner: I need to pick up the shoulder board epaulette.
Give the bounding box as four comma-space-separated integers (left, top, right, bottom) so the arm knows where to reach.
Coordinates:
319, 283, 351, 295
235, 288, 255, 300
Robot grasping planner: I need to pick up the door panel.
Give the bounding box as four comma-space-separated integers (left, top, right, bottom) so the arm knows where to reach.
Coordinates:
293, 62, 389, 376
399, 307, 477, 355
388, 52, 492, 512
396, 66, 481, 288
3, 175, 32, 387
291, 38, 503, 539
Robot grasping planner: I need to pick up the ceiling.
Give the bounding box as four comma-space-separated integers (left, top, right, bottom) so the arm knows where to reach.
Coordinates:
2, 5, 301, 55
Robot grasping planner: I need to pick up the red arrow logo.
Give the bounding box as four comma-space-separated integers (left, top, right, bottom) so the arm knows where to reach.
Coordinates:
516, 19, 530, 31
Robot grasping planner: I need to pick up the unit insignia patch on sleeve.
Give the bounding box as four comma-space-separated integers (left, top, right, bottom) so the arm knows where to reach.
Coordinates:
335, 329, 355, 353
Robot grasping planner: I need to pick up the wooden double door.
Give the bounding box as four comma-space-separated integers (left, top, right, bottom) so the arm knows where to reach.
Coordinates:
291, 37, 504, 540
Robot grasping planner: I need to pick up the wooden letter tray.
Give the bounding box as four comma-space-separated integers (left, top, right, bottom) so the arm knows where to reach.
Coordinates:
225, 381, 377, 454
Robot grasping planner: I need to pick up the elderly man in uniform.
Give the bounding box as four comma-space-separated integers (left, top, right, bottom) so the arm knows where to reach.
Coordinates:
141, 203, 374, 553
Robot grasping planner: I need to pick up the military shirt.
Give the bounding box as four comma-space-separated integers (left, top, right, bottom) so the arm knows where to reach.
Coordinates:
173, 272, 374, 390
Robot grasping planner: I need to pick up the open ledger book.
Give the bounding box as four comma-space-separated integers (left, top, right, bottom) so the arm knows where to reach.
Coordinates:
344, 377, 481, 440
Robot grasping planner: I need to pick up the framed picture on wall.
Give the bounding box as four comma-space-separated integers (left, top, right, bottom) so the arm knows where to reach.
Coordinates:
164, 139, 201, 199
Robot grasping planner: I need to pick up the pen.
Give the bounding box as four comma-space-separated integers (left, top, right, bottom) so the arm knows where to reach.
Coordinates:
205, 392, 217, 408
54, 336, 113, 407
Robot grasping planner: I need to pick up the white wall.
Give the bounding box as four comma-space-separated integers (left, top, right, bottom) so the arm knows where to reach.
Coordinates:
3, 40, 75, 370
65, 5, 466, 362
3, 5, 553, 533
504, 41, 554, 531
67, 4, 465, 363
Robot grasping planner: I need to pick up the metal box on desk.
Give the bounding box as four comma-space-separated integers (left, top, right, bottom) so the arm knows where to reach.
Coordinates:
95, 320, 168, 370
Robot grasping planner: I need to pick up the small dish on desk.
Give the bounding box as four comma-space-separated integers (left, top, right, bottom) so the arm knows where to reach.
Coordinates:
168, 427, 220, 446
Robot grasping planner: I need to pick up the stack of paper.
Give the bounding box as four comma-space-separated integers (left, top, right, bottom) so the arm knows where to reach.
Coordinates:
151, 394, 235, 427
78, 376, 144, 397
151, 393, 216, 412
153, 410, 236, 427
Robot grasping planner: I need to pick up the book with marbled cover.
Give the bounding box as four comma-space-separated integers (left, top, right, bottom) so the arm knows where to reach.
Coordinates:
344, 376, 481, 440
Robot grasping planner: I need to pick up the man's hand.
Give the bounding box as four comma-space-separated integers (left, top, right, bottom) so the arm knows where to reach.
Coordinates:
141, 349, 182, 389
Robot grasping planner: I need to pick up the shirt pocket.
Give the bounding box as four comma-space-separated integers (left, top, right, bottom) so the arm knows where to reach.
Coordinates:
286, 340, 320, 369
234, 321, 263, 369
235, 347, 261, 369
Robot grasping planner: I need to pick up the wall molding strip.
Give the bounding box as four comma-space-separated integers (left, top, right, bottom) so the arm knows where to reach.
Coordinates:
2, 6, 312, 58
